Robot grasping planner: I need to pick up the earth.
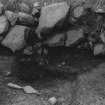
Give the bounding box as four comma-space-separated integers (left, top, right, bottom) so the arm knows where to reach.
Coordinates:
0, 46, 105, 105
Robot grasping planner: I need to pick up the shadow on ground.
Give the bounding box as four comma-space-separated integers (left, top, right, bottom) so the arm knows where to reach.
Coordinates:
0, 46, 105, 105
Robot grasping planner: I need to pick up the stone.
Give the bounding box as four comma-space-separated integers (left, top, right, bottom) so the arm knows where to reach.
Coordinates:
73, 6, 84, 18
48, 97, 57, 105
2, 25, 26, 52
100, 32, 105, 43
36, 2, 69, 34
0, 16, 9, 34
33, 2, 41, 10
8, 83, 22, 89
18, 12, 35, 25
93, 44, 105, 55
5, 10, 18, 26
65, 29, 83, 46
19, 2, 30, 14
32, 8, 40, 17
23, 86, 40, 94
45, 33, 66, 47
32, 2, 41, 17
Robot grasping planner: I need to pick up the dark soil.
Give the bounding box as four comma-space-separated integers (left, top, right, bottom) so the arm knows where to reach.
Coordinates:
0, 46, 105, 105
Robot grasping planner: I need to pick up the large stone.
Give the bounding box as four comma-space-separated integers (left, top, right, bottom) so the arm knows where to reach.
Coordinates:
2, 25, 26, 52
65, 29, 83, 46
36, 2, 69, 34
0, 16, 9, 34
5, 10, 18, 26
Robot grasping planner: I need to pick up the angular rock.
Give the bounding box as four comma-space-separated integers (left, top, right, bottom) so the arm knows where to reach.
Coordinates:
5, 10, 18, 26
65, 29, 83, 46
2, 25, 26, 52
0, 16, 9, 34
36, 2, 69, 34
19, 2, 31, 14
93, 44, 105, 55
18, 12, 35, 25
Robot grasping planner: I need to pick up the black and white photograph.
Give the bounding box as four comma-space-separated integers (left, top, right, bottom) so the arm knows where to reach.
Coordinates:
0, 0, 105, 105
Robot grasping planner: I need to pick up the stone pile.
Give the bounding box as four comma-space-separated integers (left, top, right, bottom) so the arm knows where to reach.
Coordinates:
0, 0, 105, 55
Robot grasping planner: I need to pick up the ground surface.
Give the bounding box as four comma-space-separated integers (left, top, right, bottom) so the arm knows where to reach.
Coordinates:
0, 47, 105, 105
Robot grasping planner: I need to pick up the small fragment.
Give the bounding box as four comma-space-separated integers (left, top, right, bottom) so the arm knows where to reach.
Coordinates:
33, 2, 41, 10
73, 6, 84, 18
48, 97, 57, 105
23, 86, 40, 94
8, 83, 22, 89
93, 44, 105, 55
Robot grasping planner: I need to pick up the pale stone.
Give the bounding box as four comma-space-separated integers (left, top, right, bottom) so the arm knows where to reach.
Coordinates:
94, 44, 105, 55
36, 2, 69, 34
2, 25, 26, 52
73, 6, 84, 18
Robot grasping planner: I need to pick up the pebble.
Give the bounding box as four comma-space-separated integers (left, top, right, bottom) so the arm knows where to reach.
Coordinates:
48, 97, 57, 105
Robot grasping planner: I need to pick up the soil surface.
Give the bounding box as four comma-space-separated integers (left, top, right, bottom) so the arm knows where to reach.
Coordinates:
0, 47, 105, 105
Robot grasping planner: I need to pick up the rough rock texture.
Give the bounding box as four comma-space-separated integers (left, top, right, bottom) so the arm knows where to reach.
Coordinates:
1, 25, 26, 52
36, 2, 69, 35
